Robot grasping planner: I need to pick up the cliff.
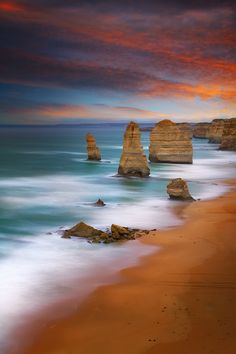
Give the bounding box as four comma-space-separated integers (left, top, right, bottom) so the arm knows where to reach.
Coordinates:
149, 119, 193, 164
86, 133, 101, 161
208, 119, 225, 143
118, 122, 150, 177
219, 118, 236, 151
193, 123, 211, 138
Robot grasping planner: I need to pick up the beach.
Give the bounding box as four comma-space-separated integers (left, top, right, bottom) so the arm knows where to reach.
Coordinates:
21, 180, 236, 354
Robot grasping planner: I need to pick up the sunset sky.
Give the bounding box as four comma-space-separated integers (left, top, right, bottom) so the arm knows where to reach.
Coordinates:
0, 0, 236, 124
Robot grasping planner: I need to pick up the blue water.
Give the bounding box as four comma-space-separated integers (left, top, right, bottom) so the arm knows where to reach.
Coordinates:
0, 124, 235, 353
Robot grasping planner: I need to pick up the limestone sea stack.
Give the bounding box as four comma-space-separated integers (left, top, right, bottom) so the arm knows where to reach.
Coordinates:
208, 119, 225, 143
118, 122, 150, 177
86, 133, 101, 161
219, 118, 236, 150
177, 123, 193, 139
193, 122, 211, 139
167, 178, 194, 201
149, 120, 192, 164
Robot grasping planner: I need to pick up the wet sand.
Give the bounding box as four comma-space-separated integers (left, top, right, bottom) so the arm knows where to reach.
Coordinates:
23, 180, 236, 354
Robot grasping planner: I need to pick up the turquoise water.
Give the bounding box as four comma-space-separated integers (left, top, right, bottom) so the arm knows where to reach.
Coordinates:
0, 124, 235, 353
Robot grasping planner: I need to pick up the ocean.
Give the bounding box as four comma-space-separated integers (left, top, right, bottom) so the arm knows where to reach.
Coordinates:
0, 123, 235, 353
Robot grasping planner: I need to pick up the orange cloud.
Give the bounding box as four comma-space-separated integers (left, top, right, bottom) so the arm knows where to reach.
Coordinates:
1, 3, 236, 106
0, 1, 23, 12
14, 104, 171, 121
142, 80, 236, 103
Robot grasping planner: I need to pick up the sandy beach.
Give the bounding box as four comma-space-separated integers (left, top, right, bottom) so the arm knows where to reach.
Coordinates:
19, 180, 236, 354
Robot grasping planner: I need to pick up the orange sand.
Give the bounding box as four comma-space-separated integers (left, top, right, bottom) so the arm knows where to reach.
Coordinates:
23, 181, 236, 354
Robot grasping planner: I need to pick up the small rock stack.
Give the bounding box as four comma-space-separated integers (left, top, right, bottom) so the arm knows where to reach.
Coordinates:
86, 133, 101, 161
167, 178, 194, 201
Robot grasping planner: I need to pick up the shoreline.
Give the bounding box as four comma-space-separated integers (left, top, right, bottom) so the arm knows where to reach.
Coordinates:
16, 179, 236, 354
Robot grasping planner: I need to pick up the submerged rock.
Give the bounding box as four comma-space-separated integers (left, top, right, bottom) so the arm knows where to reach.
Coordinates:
208, 119, 225, 143
94, 198, 106, 207
86, 133, 101, 161
149, 120, 192, 164
193, 122, 211, 139
167, 178, 195, 201
118, 121, 150, 177
219, 118, 236, 151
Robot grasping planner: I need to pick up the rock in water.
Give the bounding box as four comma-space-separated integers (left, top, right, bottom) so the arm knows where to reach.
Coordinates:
208, 119, 225, 143
86, 133, 101, 161
219, 118, 236, 151
111, 224, 131, 239
193, 122, 211, 138
95, 198, 105, 207
63, 221, 109, 240
167, 178, 194, 201
118, 121, 150, 177
62, 222, 147, 243
149, 120, 192, 164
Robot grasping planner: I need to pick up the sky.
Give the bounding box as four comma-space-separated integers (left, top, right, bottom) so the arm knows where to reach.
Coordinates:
0, 0, 236, 124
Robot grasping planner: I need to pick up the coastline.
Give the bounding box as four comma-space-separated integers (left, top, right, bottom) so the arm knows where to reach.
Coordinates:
18, 180, 236, 353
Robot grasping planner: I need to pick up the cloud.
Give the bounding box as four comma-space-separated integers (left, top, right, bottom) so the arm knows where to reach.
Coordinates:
1, 0, 236, 123
3, 102, 170, 121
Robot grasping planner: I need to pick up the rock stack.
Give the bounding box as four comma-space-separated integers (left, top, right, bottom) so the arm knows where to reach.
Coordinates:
86, 133, 101, 161
208, 119, 225, 143
149, 119, 192, 164
177, 123, 193, 139
219, 118, 236, 150
167, 178, 194, 201
118, 121, 150, 177
193, 122, 211, 138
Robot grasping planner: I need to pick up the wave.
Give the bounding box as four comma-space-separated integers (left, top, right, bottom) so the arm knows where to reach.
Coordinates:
0, 236, 155, 353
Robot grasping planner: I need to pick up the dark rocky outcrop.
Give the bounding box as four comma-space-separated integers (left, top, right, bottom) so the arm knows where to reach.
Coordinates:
62, 221, 149, 243
193, 123, 211, 139
62, 222, 109, 241
219, 118, 236, 150
149, 120, 192, 164
111, 224, 137, 240
118, 121, 150, 177
167, 178, 195, 201
94, 199, 106, 207
208, 119, 225, 143
86, 133, 101, 161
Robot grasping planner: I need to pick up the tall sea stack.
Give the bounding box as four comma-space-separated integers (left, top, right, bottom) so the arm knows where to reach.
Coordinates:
149, 120, 193, 164
86, 133, 101, 161
118, 122, 150, 177
208, 119, 225, 143
219, 118, 236, 151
